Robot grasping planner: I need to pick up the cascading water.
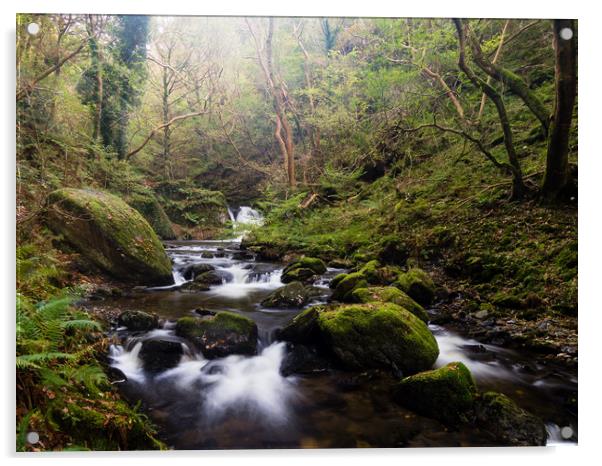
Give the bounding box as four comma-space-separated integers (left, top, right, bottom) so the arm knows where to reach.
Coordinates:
97, 204, 577, 448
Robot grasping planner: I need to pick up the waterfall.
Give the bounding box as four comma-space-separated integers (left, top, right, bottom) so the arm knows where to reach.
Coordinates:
227, 206, 236, 222
235, 206, 264, 226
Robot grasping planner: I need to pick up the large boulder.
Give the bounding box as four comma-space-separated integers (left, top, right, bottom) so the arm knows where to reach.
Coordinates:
261, 281, 316, 308
281, 257, 327, 284
175, 311, 258, 358
117, 310, 159, 332
475, 392, 547, 446
46, 188, 173, 286
139, 338, 184, 373
393, 362, 477, 426
351, 286, 429, 323
394, 268, 436, 306
126, 191, 175, 240
181, 263, 215, 281
278, 303, 439, 374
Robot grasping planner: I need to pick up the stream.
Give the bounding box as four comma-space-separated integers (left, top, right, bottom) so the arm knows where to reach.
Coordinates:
94, 207, 577, 449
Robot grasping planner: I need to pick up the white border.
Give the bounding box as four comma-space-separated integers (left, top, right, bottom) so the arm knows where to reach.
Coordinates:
2, 1, 598, 465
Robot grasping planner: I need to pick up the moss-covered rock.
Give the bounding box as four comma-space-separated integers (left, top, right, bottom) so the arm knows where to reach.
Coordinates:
261, 281, 316, 308
394, 268, 435, 306
46, 188, 173, 286
330, 272, 368, 302
175, 311, 258, 358
181, 263, 215, 281
393, 362, 477, 426
126, 191, 175, 240
351, 286, 429, 322
475, 391, 547, 446
281, 257, 327, 284
358, 260, 401, 285
117, 310, 159, 331
278, 303, 439, 374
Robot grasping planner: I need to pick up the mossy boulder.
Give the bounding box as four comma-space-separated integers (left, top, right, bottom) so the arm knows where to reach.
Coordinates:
330, 272, 368, 302
181, 263, 215, 281
358, 260, 401, 285
393, 362, 477, 426
157, 183, 229, 229
175, 311, 258, 358
261, 281, 317, 308
126, 191, 175, 240
281, 257, 327, 284
46, 188, 173, 286
278, 303, 439, 374
117, 310, 159, 331
394, 268, 436, 306
351, 286, 429, 322
475, 391, 547, 446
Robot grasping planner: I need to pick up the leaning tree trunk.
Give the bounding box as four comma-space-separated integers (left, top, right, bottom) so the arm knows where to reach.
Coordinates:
454, 18, 526, 199
542, 19, 577, 200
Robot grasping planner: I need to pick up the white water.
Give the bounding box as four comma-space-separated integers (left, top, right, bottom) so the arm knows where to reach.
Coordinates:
235, 206, 264, 226
109, 341, 145, 383
210, 263, 283, 298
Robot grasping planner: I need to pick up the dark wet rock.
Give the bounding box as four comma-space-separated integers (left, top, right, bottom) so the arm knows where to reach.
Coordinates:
200, 251, 215, 259
106, 366, 128, 383
281, 257, 327, 284
280, 343, 330, 376
393, 362, 477, 426
139, 339, 184, 373
194, 308, 217, 317
117, 310, 159, 331
181, 263, 215, 280
175, 311, 258, 358
88, 285, 124, 301
261, 281, 315, 308
394, 268, 436, 306
194, 270, 224, 286
475, 391, 547, 446
279, 303, 439, 374
179, 281, 211, 293
231, 251, 254, 260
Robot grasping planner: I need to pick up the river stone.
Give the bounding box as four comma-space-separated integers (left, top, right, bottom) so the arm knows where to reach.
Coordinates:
139, 339, 184, 373
475, 391, 547, 446
394, 268, 436, 306
181, 263, 215, 280
278, 303, 439, 374
117, 310, 159, 331
351, 286, 429, 323
175, 311, 258, 358
46, 188, 173, 286
281, 257, 327, 284
261, 281, 315, 308
193, 270, 224, 286
393, 362, 477, 426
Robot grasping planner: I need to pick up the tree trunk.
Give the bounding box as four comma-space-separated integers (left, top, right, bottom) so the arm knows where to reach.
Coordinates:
542, 19, 577, 199
454, 18, 525, 199
468, 21, 549, 135
477, 20, 509, 120
162, 64, 171, 179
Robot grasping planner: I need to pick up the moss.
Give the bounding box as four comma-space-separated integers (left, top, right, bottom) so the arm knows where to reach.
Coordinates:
316, 303, 439, 373
351, 286, 429, 322
377, 235, 410, 265
393, 362, 477, 426
329, 273, 349, 289
330, 272, 368, 302
126, 191, 175, 240
491, 291, 523, 309
281, 257, 327, 283
394, 268, 435, 306
175, 311, 258, 358
117, 310, 158, 331
46, 188, 173, 286
358, 260, 401, 285
261, 281, 313, 308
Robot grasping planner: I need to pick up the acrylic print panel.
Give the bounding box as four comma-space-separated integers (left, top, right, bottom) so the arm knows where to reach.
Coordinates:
16, 14, 577, 451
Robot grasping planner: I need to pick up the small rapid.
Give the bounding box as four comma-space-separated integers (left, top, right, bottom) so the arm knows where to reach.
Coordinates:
99, 206, 577, 448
